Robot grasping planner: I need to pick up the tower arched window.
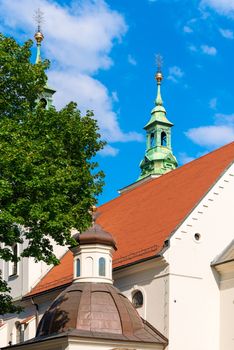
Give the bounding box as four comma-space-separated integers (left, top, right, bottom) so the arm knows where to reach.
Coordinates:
161, 131, 167, 146
9, 244, 18, 277
150, 132, 155, 148
39, 98, 47, 109
99, 257, 106, 276
76, 258, 80, 277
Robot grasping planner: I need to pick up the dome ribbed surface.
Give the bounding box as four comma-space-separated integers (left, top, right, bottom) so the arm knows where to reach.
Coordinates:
36, 282, 167, 345
36, 282, 142, 337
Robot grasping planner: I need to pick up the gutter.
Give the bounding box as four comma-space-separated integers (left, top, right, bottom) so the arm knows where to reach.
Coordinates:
30, 298, 39, 328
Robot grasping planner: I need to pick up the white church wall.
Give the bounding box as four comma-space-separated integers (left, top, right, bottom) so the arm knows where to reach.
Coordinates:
0, 239, 68, 301
0, 268, 66, 347
114, 258, 169, 336
26, 317, 37, 342
164, 163, 234, 350
27, 242, 67, 294
4, 301, 36, 345
219, 272, 234, 349
0, 323, 8, 347
2, 289, 63, 347
68, 338, 164, 350
0, 239, 28, 301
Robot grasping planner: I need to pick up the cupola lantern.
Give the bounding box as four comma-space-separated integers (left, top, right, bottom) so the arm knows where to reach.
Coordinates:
71, 207, 117, 284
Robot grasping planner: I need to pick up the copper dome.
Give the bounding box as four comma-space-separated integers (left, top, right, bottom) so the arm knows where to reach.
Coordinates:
74, 223, 117, 250
36, 282, 167, 345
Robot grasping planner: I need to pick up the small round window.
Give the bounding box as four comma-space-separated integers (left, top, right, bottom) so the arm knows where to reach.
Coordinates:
194, 233, 201, 241
132, 290, 143, 309
40, 98, 47, 108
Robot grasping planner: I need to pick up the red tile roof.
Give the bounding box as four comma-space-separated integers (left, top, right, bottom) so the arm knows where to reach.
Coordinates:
27, 142, 234, 297
20, 315, 35, 324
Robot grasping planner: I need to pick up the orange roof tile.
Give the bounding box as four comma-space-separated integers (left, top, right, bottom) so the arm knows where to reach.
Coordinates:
27, 142, 234, 297
20, 315, 35, 324
27, 251, 73, 297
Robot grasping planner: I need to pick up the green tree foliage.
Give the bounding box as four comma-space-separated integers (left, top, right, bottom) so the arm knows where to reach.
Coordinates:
0, 34, 105, 314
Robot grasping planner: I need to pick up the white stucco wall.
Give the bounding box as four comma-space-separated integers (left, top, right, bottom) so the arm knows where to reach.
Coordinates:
164, 163, 234, 350
0, 323, 8, 347
1, 289, 63, 347
0, 239, 67, 301
219, 270, 234, 350
114, 258, 169, 336
69, 338, 164, 350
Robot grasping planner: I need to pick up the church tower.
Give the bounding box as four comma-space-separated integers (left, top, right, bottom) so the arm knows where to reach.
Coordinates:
138, 61, 178, 181
34, 9, 56, 109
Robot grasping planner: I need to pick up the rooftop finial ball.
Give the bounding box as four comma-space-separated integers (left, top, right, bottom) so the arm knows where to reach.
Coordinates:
155, 72, 163, 82
34, 31, 44, 43
91, 205, 97, 213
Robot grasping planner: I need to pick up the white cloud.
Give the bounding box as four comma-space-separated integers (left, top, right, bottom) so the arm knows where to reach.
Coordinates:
167, 66, 184, 83
49, 70, 143, 143
128, 54, 137, 66
99, 144, 119, 157
219, 28, 234, 39
111, 91, 119, 103
209, 97, 217, 109
201, 0, 234, 16
0, 0, 127, 73
179, 150, 209, 164
186, 125, 234, 147
183, 25, 193, 33
215, 113, 234, 125
189, 44, 217, 56
178, 152, 195, 164
188, 44, 198, 52
201, 44, 217, 55
185, 113, 234, 148
0, 0, 143, 155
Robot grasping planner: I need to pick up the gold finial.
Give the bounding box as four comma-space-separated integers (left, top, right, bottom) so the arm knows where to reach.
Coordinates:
155, 54, 163, 84
91, 205, 97, 213
34, 8, 44, 44
34, 31, 44, 45
90, 205, 98, 226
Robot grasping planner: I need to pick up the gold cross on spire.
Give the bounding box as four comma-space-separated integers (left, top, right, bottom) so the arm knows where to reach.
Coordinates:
156, 54, 163, 73
155, 54, 163, 84
34, 8, 44, 33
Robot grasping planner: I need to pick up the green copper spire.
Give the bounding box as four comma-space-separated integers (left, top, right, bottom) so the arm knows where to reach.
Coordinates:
34, 8, 56, 109
155, 75, 163, 106
138, 58, 178, 181
35, 32, 43, 64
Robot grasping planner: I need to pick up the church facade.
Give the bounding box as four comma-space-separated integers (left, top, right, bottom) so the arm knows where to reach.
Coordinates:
0, 28, 234, 350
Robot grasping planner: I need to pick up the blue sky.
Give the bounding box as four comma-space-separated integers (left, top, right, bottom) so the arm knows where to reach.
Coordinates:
0, 0, 234, 204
